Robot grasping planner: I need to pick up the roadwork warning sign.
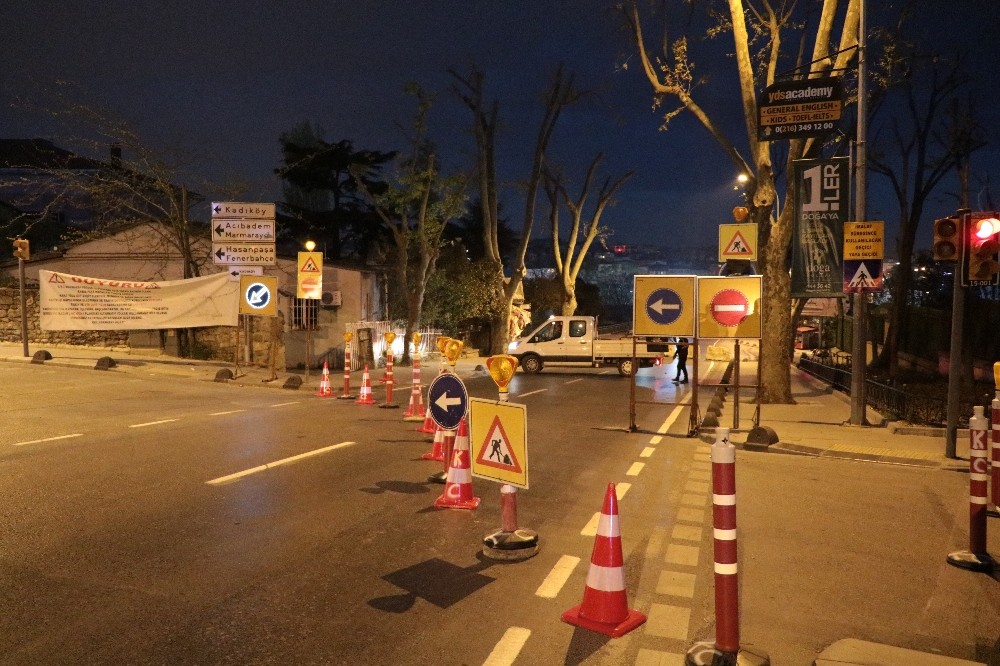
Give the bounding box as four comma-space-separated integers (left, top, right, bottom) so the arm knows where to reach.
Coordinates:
470, 398, 528, 489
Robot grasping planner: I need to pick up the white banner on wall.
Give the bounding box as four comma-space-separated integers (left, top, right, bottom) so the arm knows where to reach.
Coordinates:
39, 270, 239, 330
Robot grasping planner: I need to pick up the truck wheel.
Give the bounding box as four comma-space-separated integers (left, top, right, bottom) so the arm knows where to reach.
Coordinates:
617, 358, 634, 377
521, 354, 543, 374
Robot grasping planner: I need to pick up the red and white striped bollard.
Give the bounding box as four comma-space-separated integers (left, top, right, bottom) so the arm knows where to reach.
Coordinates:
948, 406, 994, 572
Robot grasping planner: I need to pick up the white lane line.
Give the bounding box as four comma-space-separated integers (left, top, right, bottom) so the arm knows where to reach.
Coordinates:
640, 446, 656, 458
128, 419, 178, 428
580, 482, 631, 536
626, 462, 645, 476
13, 433, 83, 446
209, 409, 246, 416
270, 402, 300, 408
516, 389, 548, 398
206, 441, 356, 485
482, 626, 531, 666
564, 378, 583, 385
535, 555, 580, 598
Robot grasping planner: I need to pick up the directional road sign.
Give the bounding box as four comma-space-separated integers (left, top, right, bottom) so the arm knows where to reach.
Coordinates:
212, 219, 276, 243
239, 275, 277, 316
427, 373, 469, 430
212, 242, 276, 266
696, 275, 762, 339
633, 275, 696, 337
211, 202, 275, 219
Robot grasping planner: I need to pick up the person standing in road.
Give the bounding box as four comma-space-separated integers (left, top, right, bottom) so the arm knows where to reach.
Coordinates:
673, 338, 689, 384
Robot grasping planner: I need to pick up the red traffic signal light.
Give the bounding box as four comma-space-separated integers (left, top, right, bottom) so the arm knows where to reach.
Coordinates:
966, 213, 1000, 284
12, 238, 29, 261
932, 217, 960, 261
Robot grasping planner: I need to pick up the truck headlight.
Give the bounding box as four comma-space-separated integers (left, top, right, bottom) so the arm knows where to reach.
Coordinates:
507, 340, 520, 352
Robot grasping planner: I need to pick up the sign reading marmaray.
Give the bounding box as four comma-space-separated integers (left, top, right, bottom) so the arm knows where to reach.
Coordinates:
791, 157, 850, 298
758, 77, 843, 141
39, 270, 239, 330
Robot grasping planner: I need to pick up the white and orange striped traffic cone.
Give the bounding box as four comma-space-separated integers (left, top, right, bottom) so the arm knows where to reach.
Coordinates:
561, 483, 647, 637
434, 418, 479, 510
421, 423, 445, 462
403, 384, 425, 421
355, 365, 375, 405
339, 345, 355, 399
315, 360, 334, 397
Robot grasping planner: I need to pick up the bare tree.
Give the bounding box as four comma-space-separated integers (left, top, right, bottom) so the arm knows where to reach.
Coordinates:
351, 86, 467, 364
452, 64, 585, 353
624, 0, 860, 402
542, 154, 634, 315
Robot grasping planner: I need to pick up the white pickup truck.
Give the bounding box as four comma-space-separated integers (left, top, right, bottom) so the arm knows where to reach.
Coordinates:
507, 315, 671, 376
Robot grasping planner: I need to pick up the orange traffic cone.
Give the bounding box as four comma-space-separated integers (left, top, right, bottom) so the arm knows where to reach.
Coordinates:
434, 418, 480, 510
355, 365, 375, 405
316, 360, 334, 397
416, 406, 436, 436
562, 483, 647, 637
421, 423, 445, 461
403, 383, 425, 421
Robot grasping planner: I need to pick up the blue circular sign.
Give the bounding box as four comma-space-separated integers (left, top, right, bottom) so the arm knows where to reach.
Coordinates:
427, 373, 469, 430
244, 282, 271, 310
645, 288, 682, 325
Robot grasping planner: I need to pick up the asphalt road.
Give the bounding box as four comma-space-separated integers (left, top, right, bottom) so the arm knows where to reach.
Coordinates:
1, 361, 995, 665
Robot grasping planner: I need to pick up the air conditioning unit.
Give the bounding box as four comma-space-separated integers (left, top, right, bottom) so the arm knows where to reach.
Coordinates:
321, 290, 342, 309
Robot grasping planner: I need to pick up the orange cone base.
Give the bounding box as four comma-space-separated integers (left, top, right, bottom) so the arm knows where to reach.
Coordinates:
434, 494, 480, 510
316, 388, 334, 397
561, 604, 646, 638
421, 451, 444, 462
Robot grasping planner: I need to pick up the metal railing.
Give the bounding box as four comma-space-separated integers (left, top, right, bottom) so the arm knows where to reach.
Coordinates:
797, 352, 956, 427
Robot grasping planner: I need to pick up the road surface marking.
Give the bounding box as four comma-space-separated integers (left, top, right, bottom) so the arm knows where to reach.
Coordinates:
684, 480, 710, 494
206, 441, 356, 485
581, 512, 601, 536
636, 649, 686, 665
664, 544, 700, 567
270, 401, 300, 408
482, 627, 531, 666
535, 555, 580, 598
640, 446, 656, 458
616, 482, 631, 499
645, 603, 691, 639
626, 462, 645, 476
676, 506, 706, 523
564, 378, 583, 385
13, 433, 83, 446
657, 405, 686, 434
649, 435, 663, 445
209, 409, 246, 416
516, 389, 547, 398
671, 524, 702, 542
129, 419, 178, 428
656, 570, 697, 598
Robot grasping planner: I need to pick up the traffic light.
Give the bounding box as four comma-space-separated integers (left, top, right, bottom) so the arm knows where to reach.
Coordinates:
932, 216, 960, 261
12, 238, 29, 261
966, 212, 1000, 284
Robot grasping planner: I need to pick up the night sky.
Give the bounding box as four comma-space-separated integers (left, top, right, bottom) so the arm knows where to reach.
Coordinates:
3, 1, 998, 252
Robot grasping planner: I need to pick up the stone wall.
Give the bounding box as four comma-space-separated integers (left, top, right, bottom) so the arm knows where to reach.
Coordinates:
0, 287, 129, 348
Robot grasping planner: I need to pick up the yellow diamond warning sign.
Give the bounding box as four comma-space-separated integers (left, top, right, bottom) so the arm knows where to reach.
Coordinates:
470, 398, 528, 489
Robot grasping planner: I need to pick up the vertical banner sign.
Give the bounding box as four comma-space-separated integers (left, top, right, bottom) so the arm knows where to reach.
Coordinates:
297, 252, 323, 299
791, 157, 850, 298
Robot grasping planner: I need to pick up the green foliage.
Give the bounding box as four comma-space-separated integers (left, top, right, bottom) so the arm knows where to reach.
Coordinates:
422, 251, 505, 334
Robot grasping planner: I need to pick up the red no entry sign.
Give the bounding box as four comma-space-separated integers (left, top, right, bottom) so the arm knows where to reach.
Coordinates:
710, 289, 749, 327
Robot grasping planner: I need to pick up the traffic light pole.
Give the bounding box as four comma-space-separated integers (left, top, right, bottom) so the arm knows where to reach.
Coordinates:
945, 267, 964, 459
18, 256, 28, 357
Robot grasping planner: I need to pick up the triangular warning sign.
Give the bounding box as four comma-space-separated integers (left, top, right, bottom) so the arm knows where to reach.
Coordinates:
300, 257, 320, 273
723, 231, 753, 256
848, 263, 874, 288
475, 415, 523, 473
48, 273, 65, 283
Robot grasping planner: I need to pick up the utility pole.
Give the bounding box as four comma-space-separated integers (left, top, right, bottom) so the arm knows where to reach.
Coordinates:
849, 0, 869, 425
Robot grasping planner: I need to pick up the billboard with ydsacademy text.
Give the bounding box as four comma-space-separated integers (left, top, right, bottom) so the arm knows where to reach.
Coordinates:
39, 270, 239, 330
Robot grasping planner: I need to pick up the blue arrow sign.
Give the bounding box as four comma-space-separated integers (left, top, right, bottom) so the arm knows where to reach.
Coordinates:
427, 373, 469, 430
645, 288, 683, 325
245, 282, 271, 310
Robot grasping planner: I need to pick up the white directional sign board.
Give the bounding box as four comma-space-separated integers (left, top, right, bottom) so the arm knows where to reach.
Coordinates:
212, 242, 276, 266
211, 202, 275, 219
212, 219, 276, 242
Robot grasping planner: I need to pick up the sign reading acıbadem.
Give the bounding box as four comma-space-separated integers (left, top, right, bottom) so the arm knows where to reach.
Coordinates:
39, 270, 239, 330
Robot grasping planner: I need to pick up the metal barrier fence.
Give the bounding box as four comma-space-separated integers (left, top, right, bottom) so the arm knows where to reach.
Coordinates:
797, 353, 955, 426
